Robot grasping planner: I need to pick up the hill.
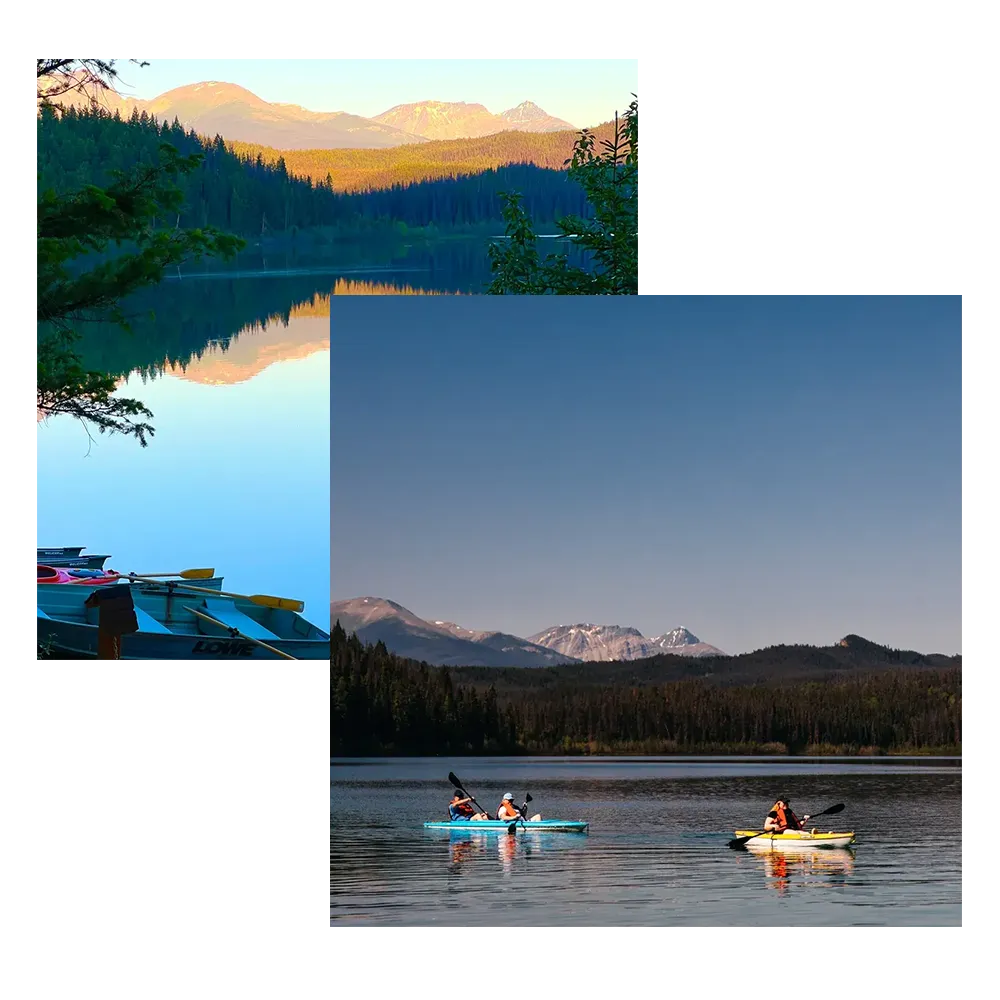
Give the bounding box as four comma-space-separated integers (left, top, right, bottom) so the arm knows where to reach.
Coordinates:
226, 120, 616, 192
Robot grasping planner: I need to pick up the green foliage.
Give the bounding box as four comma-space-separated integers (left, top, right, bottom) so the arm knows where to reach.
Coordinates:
37, 61, 246, 445
487, 97, 638, 295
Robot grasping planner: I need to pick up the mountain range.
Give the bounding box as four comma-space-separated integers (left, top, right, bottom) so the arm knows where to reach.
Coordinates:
42, 78, 577, 149
329, 597, 578, 668
527, 624, 726, 660
330, 597, 724, 667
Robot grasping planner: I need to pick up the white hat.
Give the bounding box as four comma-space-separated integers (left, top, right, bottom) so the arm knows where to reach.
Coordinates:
503, 792, 514, 800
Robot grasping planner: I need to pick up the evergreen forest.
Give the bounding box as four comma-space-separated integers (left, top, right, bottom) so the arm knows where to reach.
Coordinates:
331, 624, 962, 757
38, 106, 591, 238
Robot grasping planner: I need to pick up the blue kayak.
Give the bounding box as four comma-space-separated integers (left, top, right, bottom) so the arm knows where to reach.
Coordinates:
423, 819, 589, 833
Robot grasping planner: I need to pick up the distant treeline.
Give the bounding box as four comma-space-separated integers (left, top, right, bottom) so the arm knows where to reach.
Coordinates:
38, 106, 588, 236
331, 624, 962, 756
228, 123, 616, 192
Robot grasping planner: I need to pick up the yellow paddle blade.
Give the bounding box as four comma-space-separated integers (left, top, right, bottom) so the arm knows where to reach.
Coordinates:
247, 594, 304, 612
123, 576, 303, 613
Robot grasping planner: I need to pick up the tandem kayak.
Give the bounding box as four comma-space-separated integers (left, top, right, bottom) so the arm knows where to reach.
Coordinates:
734, 829, 855, 850
424, 820, 589, 833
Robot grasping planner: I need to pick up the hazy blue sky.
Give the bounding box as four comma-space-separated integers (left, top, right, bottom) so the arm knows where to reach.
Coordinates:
113, 59, 636, 130
332, 297, 961, 655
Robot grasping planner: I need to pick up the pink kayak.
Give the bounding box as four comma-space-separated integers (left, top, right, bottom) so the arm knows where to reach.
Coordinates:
37, 564, 122, 585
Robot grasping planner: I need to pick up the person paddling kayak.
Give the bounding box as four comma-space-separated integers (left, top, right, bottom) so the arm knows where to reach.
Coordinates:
449, 791, 489, 822
496, 792, 520, 822
764, 796, 810, 833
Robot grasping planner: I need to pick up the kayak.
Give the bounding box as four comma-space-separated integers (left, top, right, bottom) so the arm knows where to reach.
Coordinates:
424, 820, 589, 833
37, 565, 121, 585
734, 829, 855, 850
37, 547, 111, 569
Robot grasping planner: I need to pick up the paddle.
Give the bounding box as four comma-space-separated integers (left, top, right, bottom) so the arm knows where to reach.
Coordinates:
447, 771, 491, 821
184, 605, 298, 661
507, 793, 533, 835
727, 803, 845, 850
124, 575, 304, 612
127, 568, 216, 580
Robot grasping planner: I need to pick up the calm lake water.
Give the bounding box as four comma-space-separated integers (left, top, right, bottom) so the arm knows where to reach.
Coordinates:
179, 235, 591, 295
37, 271, 331, 625
330, 756, 961, 926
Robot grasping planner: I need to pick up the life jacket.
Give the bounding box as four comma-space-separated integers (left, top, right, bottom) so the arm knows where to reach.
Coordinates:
450, 800, 474, 819
497, 800, 520, 820
771, 802, 802, 831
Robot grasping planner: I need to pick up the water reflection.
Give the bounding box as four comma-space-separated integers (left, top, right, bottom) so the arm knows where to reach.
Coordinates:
746, 846, 857, 897
177, 236, 592, 295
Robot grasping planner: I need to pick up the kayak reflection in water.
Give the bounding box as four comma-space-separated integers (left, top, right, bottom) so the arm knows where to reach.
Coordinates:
449, 792, 490, 822
449, 837, 485, 868
759, 847, 856, 895
764, 796, 810, 833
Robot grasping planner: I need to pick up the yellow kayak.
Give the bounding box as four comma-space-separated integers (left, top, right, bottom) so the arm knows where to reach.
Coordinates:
734, 829, 856, 850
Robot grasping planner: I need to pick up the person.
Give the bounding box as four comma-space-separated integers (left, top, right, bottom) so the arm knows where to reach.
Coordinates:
449, 791, 489, 821
496, 792, 521, 822
763, 796, 810, 833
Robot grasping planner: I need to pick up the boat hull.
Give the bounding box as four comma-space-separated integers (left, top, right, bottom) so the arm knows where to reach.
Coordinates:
734, 830, 855, 850
38, 580, 330, 660
37, 613, 329, 659
37, 547, 110, 569
424, 820, 589, 833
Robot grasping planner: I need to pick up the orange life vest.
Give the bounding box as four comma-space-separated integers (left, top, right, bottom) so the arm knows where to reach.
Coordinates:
452, 800, 474, 818
497, 800, 520, 819
772, 803, 801, 830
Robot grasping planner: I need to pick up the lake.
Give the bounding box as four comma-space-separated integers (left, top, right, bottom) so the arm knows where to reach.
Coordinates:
330, 756, 961, 926
37, 270, 331, 632
178, 233, 592, 295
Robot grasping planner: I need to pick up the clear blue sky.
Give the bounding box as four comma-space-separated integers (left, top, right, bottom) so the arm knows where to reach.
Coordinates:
112, 59, 636, 129
331, 296, 961, 655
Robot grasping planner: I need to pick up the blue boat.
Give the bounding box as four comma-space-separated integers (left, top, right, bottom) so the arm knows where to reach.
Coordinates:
37, 577, 330, 660
423, 819, 589, 833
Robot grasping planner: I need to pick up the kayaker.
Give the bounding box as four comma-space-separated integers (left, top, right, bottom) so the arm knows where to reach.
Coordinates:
449, 792, 489, 822
764, 797, 810, 833
496, 792, 521, 822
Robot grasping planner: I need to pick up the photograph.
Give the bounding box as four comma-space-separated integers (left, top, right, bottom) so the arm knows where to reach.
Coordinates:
330, 294, 961, 926
38, 58, 637, 297
37, 59, 331, 658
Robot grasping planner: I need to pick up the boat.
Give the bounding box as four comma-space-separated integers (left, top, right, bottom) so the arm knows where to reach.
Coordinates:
37, 547, 111, 570
734, 829, 856, 850
37, 565, 121, 585
423, 819, 589, 833
37, 578, 331, 660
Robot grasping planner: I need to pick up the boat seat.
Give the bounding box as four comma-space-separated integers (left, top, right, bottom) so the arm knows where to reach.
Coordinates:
201, 598, 280, 640
133, 606, 173, 635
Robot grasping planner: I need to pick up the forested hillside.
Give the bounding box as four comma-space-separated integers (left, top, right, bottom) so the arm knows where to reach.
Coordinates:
38, 106, 589, 236
227, 121, 616, 191
331, 623, 962, 756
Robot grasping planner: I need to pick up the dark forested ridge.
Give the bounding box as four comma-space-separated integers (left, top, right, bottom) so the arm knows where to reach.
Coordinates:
331, 624, 962, 756
38, 106, 588, 236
